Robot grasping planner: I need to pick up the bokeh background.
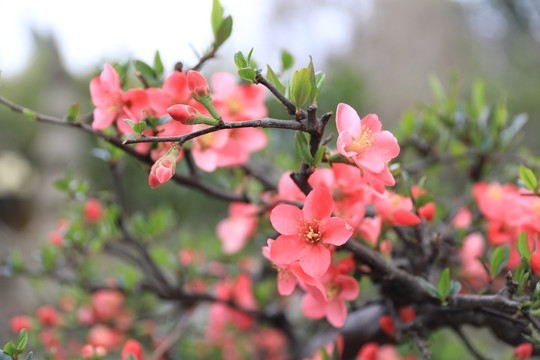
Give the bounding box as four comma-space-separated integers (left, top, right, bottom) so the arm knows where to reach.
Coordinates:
1, 0, 540, 356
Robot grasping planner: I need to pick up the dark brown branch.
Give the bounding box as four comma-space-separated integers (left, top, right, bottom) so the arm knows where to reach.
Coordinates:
255, 74, 300, 117
190, 49, 216, 72
123, 118, 304, 145
0, 94, 248, 203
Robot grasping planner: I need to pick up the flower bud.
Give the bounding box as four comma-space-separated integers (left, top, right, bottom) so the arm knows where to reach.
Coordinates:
187, 70, 211, 99
168, 104, 200, 124
167, 104, 218, 126
121, 339, 143, 360
149, 145, 180, 189
514, 343, 533, 360
84, 198, 103, 223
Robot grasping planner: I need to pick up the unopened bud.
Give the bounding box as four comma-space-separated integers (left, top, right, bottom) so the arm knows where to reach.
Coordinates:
167, 104, 218, 126
187, 70, 211, 99
149, 145, 180, 189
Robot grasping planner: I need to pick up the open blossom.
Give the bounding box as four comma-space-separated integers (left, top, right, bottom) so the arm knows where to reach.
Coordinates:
90, 64, 150, 131
269, 188, 354, 278
372, 190, 421, 226
301, 264, 359, 328
336, 103, 399, 175
146, 71, 192, 117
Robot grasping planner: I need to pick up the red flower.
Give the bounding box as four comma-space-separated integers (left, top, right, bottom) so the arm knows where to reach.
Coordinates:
10, 315, 32, 333
269, 188, 353, 278
514, 343, 533, 360
36, 305, 62, 327
121, 339, 143, 360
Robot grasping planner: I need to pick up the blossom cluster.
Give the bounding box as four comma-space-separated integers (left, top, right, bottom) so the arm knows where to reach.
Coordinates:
90, 66, 268, 186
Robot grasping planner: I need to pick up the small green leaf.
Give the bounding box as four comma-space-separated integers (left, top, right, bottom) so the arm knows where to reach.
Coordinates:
123, 119, 146, 136
214, 15, 233, 48
290, 68, 312, 110
234, 51, 248, 69
428, 74, 446, 101
281, 50, 294, 71
266, 65, 284, 93
520, 165, 537, 191
211, 0, 224, 36
238, 68, 257, 82
16, 328, 27, 350
247, 48, 254, 63
490, 246, 510, 277
416, 276, 439, 298
134, 60, 157, 86
295, 131, 313, 164
518, 232, 531, 263
22, 108, 35, 120
438, 268, 451, 302
415, 193, 434, 208
308, 56, 318, 103
313, 146, 326, 166
3, 342, 16, 356
417, 176, 427, 195
65, 103, 80, 123
448, 280, 462, 297
26, 351, 33, 360
127, 354, 137, 360
533, 282, 540, 301
400, 109, 416, 135
154, 50, 164, 77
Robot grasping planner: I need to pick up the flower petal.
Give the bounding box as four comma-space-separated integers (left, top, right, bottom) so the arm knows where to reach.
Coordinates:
270, 204, 303, 235
300, 245, 331, 278
336, 103, 361, 134
269, 235, 304, 265
303, 188, 334, 221
321, 218, 353, 246
326, 299, 347, 328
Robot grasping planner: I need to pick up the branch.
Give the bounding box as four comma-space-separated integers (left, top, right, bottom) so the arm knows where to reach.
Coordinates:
122, 118, 304, 145
255, 74, 301, 117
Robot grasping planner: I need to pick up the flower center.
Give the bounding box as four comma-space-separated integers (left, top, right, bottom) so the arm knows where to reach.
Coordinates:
324, 281, 342, 301
197, 132, 215, 151
487, 185, 502, 200
227, 97, 243, 115
299, 219, 322, 245
345, 125, 375, 153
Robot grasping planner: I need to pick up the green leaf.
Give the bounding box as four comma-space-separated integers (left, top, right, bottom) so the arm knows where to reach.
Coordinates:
501, 113, 528, 146
238, 68, 257, 82
417, 176, 427, 195
134, 60, 157, 86
415, 193, 434, 208
490, 246, 510, 277
290, 68, 312, 110
266, 65, 284, 93
123, 119, 146, 136
154, 50, 164, 77
214, 15, 233, 49
308, 56, 318, 104
26, 352, 33, 360
313, 146, 326, 166
247, 48, 254, 63
126, 355, 137, 360
438, 268, 451, 302
400, 109, 416, 135
471, 80, 485, 118
320, 348, 330, 360
22, 108, 35, 121
520, 165, 537, 191
518, 232, 531, 263
428, 74, 446, 101
295, 131, 314, 164
0, 350, 13, 360
65, 103, 80, 123
448, 280, 462, 297
281, 50, 294, 71
533, 282, 540, 301
234, 51, 248, 69
3, 342, 16, 356
416, 276, 439, 298
16, 328, 27, 350
211, 0, 224, 36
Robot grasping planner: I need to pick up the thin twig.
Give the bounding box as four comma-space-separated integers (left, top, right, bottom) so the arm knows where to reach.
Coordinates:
453, 326, 491, 360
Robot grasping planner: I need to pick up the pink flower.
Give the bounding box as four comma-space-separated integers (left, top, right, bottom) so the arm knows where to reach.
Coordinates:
217, 202, 258, 254
91, 289, 125, 322
460, 233, 489, 289
36, 305, 62, 327
146, 71, 191, 117
453, 207, 472, 229
87, 324, 123, 350
301, 265, 359, 328
336, 103, 400, 174
84, 198, 103, 223
187, 70, 211, 99
270, 188, 354, 278
10, 315, 32, 333
90, 64, 151, 131
372, 190, 421, 226
514, 343, 533, 360
121, 339, 143, 360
